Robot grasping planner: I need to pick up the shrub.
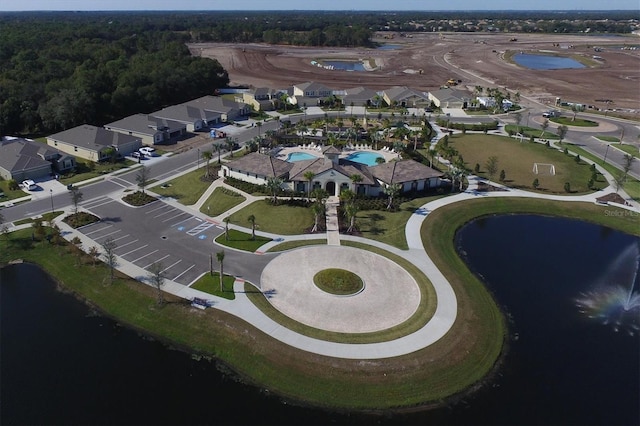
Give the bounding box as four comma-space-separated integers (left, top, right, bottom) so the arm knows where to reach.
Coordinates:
499, 170, 506, 182
474, 163, 480, 173
564, 182, 571, 193
574, 155, 581, 164
564, 148, 569, 155
532, 178, 540, 189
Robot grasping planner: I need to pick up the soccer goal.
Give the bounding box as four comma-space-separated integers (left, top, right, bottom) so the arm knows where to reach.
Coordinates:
533, 163, 556, 175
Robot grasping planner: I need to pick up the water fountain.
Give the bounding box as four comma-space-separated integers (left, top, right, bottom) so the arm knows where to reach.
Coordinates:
576, 241, 640, 336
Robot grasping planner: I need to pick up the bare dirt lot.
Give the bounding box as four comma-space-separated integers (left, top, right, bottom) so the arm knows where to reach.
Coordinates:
191, 32, 640, 113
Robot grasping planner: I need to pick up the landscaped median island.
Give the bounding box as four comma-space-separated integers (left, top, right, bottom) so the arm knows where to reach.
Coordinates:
1, 194, 638, 411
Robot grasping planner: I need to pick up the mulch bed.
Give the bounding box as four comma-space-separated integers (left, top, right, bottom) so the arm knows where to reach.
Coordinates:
596, 193, 628, 205
476, 182, 509, 192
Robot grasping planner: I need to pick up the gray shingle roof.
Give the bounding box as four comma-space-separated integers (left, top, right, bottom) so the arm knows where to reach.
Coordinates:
0, 138, 57, 174
226, 152, 292, 178
48, 125, 140, 150
106, 114, 185, 135
370, 160, 443, 184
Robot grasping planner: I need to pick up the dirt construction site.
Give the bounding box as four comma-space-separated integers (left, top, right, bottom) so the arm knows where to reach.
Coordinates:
191, 32, 640, 114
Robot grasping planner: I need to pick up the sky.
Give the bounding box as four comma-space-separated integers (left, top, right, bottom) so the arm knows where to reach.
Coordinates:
1, 0, 638, 11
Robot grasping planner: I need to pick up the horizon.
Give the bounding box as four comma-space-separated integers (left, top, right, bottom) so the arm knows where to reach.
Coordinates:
1, 0, 639, 12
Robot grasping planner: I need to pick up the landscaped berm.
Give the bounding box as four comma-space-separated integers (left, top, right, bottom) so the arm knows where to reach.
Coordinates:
313, 268, 364, 295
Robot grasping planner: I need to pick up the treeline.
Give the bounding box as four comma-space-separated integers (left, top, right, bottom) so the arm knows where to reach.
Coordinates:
0, 15, 229, 136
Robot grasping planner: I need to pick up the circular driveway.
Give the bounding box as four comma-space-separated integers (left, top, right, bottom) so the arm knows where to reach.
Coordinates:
260, 246, 421, 333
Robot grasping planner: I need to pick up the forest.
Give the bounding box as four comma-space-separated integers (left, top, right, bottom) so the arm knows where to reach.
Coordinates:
1, 10, 637, 136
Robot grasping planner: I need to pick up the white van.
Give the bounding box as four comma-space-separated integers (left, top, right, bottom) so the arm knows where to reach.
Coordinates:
22, 179, 37, 191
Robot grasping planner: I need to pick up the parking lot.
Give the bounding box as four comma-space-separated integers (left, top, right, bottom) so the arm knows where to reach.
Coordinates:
77, 196, 272, 286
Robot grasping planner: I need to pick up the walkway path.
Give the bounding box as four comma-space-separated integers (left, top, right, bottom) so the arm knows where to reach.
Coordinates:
325, 196, 341, 246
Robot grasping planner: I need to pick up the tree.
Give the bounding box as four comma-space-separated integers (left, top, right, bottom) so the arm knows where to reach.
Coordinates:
350, 174, 363, 194
216, 250, 225, 292
214, 143, 223, 164
88, 246, 101, 268
344, 202, 359, 234
265, 177, 283, 204
247, 214, 256, 240
513, 112, 522, 135
148, 262, 166, 306
70, 236, 83, 265
225, 137, 236, 158
383, 183, 401, 211
136, 165, 150, 194
102, 237, 118, 285
70, 187, 83, 215
557, 125, 568, 144
499, 169, 506, 182
375, 157, 386, 165
474, 163, 480, 173
303, 171, 316, 199
201, 150, 213, 177
255, 121, 263, 140
540, 118, 549, 137
564, 182, 571, 193
0, 212, 9, 247
223, 217, 230, 241
532, 178, 540, 189
485, 156, 499, 180
311, 202, 325, 233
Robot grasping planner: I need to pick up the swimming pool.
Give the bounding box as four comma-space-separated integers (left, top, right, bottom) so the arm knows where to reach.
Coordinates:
286, 152, 317, 162
346, 151, 383, 166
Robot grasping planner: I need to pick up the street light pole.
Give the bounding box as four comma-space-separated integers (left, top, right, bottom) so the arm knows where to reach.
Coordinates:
603, 144, 610, 165
197, 148, 200, 169
49, 189, 54, 214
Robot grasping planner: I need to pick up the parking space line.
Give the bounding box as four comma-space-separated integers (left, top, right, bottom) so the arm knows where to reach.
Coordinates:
84, 225, 113, 235
111, 234, 130, 243
93, 229, 122, 240
173, 264, 196, 281
143, 254, 170, 269
160, 259, 182, 273
131, 249, 159, 264
153, 209, 177, 219
114, 239, 138, 249
146, 204, 169, 214
120, 244, 149, 257
163, 212, 189, 223
171, 217, 195, 227
83, 199, 115, 209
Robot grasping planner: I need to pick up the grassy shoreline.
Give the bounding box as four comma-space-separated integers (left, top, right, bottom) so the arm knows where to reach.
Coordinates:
1, 198, 637, 412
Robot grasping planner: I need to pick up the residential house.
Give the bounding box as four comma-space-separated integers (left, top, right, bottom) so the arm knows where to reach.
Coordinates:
241, 88, 281, 111
47, 124, 142, 162
290, 82, 334, 106
150, 104, 217, 132
0, 137, 75, 181
341, 87, 380, 107
428, 88, 470, 109
184, 96, 250, 123
476, 96, 513, 111
382, 86, 431, 108
104, 114, 186, 146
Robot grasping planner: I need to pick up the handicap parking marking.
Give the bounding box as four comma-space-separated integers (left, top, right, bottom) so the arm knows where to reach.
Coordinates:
198, 235, 207, 240
177, 226, 185, 231
187, 222, 214, 236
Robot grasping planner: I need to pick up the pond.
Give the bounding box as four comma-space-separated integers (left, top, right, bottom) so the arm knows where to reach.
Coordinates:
322, 60, 366, 72
2, 215, 638, 425
513, 53, 586, 70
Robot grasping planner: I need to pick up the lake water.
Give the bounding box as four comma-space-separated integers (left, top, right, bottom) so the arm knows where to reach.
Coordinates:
513, 53, 586, 70
322, 60, 366, 72
2, 215, 639, 425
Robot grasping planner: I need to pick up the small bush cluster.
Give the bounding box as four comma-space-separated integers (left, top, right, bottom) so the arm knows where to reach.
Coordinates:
63, 212, 100, 228
220, 188, 243, 198
436, 118, 499, 131
122, 191, 157, 206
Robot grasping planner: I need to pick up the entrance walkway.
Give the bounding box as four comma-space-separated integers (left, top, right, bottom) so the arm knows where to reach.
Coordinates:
325, 196, 340, 246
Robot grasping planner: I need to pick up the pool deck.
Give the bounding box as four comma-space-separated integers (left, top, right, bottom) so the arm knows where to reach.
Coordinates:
275, 144, 401, 164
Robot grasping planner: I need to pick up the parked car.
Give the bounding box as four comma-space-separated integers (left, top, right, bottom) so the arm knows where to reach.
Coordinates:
22, 179, 37, 190
131, 151, 145, 159
542, 110, 560, 118
139, 147, 156, 156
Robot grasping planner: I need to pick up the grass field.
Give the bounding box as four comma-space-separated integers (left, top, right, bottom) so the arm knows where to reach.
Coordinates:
266, 239, 327, 252
0, 180, 29, 202
215, 229, 271, 252
355, 194, 445, 249
191, 272, 236, 300
150, 168, 214, 205
566, 145, 640, 201
449, 134, 606, 193
200, 187, 246, 216
60, 158, 135, 185
504, 125, 559, 139
228, 200, 314, 235
612, 143, 639, 158
596, 135, 620, 143
551, 117, 598, 127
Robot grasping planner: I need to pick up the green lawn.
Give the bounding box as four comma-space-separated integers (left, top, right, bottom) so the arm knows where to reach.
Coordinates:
266, 239, 327, 252
504, 125, 559, 139
0, 180, 29, 201
228, 200, 314, 235
612, 143, 639, 158
60, 158, 135, 185
596, 135, 620, 143
449, 134, 606, 193
566, 145, 640, 201
200, 187, 246, 216
551, 117, 598, 127
191, 273, 236, 300
215, 229, 271, 252
150, 168, 215, 205
355, 195, 445, 249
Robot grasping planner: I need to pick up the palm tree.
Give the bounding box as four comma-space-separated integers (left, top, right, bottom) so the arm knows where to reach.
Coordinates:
303, 171, 315, 199
216, 250, 225, 292
223, 217, 230, 241
375, 157, 386, 165
265, 176, 283, 204
225, 137, 235, 157
383, 183, 401, 211
201, 150, 213, 177
540, 118, 549, 138
344, 202, 359, 234
311, 202, 325, 233
213, 143, 223, 164
350, 174, 363, 194
256, 121, 263, 139
247, 214, 256, 240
